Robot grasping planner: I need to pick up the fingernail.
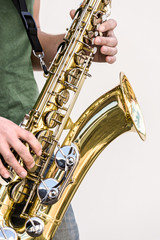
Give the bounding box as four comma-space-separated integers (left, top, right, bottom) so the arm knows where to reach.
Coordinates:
4, 173, 10, 179
102, 46, 108, 53
99, 26, 105, 32
95, 38, 101, 44
20, 171, 27, 178
38, 149, 42, 156
29, 162, 35, 168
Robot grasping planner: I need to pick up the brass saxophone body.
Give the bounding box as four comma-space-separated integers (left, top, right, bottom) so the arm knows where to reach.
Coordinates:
0, 0, 146, 239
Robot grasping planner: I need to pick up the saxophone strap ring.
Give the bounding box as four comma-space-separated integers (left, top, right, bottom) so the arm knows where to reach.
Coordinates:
11, 0, 49, 75
33, 50, 49, 75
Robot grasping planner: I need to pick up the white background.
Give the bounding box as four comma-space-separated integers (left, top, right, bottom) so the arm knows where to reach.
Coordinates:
34, 0, 160, 239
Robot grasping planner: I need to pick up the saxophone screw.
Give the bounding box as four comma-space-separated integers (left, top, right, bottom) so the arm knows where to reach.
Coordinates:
66, 157, 75, 167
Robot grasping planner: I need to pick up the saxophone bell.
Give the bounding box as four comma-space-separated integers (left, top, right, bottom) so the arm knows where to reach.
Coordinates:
120, 72, 146, 141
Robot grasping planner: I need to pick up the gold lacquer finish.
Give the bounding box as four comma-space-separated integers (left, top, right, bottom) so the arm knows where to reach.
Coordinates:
0, 0, 146, 239
17, 73, 146, 240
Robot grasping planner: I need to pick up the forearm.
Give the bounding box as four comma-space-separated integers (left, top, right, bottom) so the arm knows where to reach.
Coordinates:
32, 29, 64, 71
31, 20, 118, 70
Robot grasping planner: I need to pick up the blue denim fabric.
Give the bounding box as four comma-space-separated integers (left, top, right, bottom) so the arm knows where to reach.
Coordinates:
46, 156, 79, 240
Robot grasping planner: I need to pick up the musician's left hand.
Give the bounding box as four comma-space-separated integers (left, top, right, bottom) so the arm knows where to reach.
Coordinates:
70, 10, 118, 64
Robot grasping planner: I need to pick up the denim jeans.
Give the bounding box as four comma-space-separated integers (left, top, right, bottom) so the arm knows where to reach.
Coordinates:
53, 204, 79, 240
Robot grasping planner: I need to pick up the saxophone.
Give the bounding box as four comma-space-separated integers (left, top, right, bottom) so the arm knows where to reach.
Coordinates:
0, 0, 146, 239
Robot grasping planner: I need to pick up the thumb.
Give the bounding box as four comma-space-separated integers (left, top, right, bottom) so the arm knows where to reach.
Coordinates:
70, 9, 76, 19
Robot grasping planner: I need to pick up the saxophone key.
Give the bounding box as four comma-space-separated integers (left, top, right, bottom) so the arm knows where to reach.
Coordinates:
42, 140, 54, 145
74, 50, 87, 65
36, 130, 53, 150
57, 41, 67, 55
18, 191, 29, 196
37, 178, 59, 205
92, 11, 104, 26
0, 174, 13, 186
55, 89, 70, 107
48, 91, 65, 97
50, 101, 68, 112
66, 68, 82, 86
32, 109, 40, 119
50, 119, 62, 125
0, 226, 17, 240
45, 110, 63, 128
83, 35, 95, 45
65, 81, 78, 90
25, 217, 44, 237
9, 179, 29, 203
19, 114, 30, 128
74, 7, 82, 19
55, 144, 79, 170
84, 71, 92, 77
41, 152, 50, 157
58, 80, 77, 92
92, 46, 98, 54
76, 39, 92, 50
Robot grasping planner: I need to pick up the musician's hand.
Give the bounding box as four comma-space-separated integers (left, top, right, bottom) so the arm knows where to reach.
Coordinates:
70, 10, 118, 64
94, 19, 118, 63
0, 117, 42, 179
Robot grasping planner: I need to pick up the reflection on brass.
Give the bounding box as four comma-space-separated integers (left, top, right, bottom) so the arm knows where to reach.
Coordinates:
36, 130, 53, 150
0, 1, 146, 240
45, 111, 62, 128
66, 68, 81, 86
74, 50, 87, 65
9, 180, 28, 203
56, 90, 70, 106
57, 42, 67, 56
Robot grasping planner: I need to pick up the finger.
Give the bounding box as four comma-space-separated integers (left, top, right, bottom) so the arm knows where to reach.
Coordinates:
11, 139, 35, 169
0, 144, 27, 178
18, 128, 42, 156
0, 159, 10, 179
107, 29, 116, 37
105, 56, 117, 64
70, 9, 76, 19
98, 19, 117, 33
100, 46, 118, 56
95, 36, 118, 47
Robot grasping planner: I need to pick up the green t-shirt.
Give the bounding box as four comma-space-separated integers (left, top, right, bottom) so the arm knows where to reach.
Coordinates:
0, 0, 39, 125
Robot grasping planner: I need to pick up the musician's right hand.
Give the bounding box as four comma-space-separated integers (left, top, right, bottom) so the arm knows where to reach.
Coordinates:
0, 117, 42, 179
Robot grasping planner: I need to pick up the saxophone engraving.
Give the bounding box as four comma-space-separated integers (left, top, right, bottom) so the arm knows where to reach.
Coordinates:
0, 0, 146, 239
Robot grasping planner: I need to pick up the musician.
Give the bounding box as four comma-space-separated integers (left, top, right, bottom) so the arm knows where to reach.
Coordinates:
0, 0, 118, 239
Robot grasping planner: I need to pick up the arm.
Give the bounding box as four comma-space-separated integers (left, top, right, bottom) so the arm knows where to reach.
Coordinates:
32, 0, 65, 70
32, 1, 118, 70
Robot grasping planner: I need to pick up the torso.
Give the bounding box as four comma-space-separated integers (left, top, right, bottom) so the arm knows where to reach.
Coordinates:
0, 0, 39, 124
